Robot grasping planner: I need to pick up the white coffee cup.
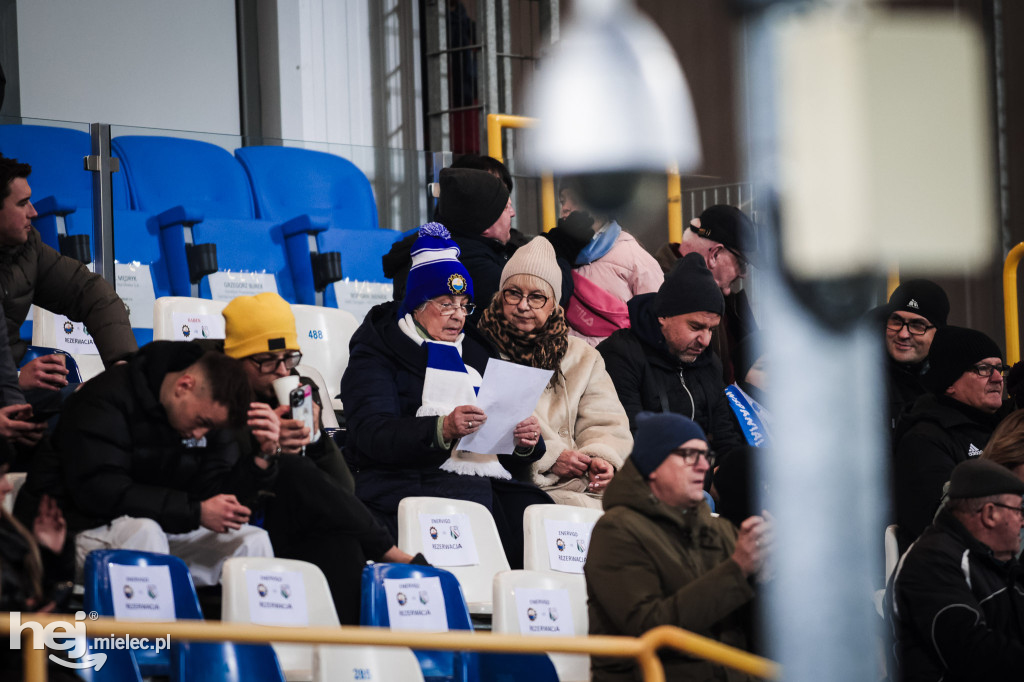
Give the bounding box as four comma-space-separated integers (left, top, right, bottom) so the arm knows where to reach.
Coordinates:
272, 375, 301, 407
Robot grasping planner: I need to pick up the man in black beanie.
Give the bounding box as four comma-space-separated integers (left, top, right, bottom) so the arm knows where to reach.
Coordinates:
883, 279, 950, 432
382, 167, 515, 322
893, 325, 1010, 549
891, 458, 1024, 681
655, 205, 759, 384
597, 253, 743, 460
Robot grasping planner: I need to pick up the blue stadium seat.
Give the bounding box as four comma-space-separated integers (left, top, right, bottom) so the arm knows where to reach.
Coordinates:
0, 124, 167, 345
361, 563, 479, 682
112, 136, 327, 303
235, 146, 398, 307
478, 652, 559, 682
234, 145, 379, 230
171, 642, 286, 682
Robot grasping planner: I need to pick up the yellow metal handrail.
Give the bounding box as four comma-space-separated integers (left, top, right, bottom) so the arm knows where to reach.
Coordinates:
3, 613, 780, 682
1004, 242, 1024, 365
486, 113, 684, 240
486, 114, 557, 232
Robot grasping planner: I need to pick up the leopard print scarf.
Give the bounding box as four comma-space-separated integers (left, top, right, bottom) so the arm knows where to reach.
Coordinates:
477, 296, 569, 378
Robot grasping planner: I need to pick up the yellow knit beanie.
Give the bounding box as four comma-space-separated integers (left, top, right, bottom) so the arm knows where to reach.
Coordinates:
222, 292, 300, 359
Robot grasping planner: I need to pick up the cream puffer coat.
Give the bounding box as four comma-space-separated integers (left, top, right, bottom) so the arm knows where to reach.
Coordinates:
529, 336, 633, 506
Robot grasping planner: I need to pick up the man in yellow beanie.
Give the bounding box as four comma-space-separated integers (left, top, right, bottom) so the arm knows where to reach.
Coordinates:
215, 292, 422, 624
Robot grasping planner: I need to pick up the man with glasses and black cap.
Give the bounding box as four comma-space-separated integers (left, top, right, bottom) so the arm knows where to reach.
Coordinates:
585, 411, 769, 682
894, 326, 1011, 549
883, 279, 950, 432
655, 205, 758, 384
891, 458, 1024, 680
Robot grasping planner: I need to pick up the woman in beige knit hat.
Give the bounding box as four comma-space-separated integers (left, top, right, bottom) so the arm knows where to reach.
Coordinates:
476, 237, 633, 508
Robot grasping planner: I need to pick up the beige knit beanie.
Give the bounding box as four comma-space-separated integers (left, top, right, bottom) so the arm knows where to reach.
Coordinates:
500, 237, 562, 303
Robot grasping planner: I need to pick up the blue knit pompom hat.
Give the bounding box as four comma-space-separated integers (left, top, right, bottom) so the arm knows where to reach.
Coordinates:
631, 411, 708, 479
399, 222, 475, 317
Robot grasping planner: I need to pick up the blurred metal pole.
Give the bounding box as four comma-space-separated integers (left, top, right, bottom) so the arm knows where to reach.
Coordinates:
740, 4, 886, 681
85, 122, 117, 284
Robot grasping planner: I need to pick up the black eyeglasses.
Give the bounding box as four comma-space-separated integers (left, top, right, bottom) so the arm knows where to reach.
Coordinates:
248, 351, 303, 374
886, 315, 935, 336
502, 288, 549, 309
722, 245, 749, 276
988, 502, 1024, 518
427, 300, 476, 317
671, 447, 716, 468
966, 363, 1009, 378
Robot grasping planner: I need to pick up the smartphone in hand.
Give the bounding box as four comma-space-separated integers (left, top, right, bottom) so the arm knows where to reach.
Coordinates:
289, 384, 315, 435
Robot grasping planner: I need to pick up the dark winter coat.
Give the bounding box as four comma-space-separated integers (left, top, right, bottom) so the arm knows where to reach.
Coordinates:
0, 228, 137, 365
339, 300, 544, 525
887, 355, 928, 434
382, 231, 514, 322
31, 341, 274, 534
891, 507, 1024, 681
893, 393, 1007, 550
596, 293, 743, 458
585, 458, 757, 682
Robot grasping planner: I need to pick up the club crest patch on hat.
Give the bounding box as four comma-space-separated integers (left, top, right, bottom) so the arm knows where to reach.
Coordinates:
448, 273, 468, 294
268, 338, 286, 350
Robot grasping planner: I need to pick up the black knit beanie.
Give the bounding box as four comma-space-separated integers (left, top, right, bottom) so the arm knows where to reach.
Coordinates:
922, 325, 1002, 393
436, 168, 510, 236
887, 279, 950, 327
653, 252, 725, 318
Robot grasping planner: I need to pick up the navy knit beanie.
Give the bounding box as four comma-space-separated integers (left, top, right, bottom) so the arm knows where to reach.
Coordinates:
922, 325, 1002, 393
399, 223, 474, 317
653, 252, 725, 318
631, 411, 708, 479
436, 168, 510, 236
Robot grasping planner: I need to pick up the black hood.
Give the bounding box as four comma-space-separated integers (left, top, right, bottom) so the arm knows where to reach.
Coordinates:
626, 293, 714, 369
381, 232, 417, 279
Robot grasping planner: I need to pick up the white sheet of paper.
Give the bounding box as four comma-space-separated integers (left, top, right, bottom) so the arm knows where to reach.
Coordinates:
543, 519, 595, 574
418, 512, 479, 566
383, 576, 449, 632
53, 315, 99, 355
514, 587, 575, 636
457, 358, 552, 455
171, 312, 225, 341
108, 564, 176, 621
115, 261, 156, 329
245, 569, 309, 626
333, 280, 393, 324
208, 271, 278, 302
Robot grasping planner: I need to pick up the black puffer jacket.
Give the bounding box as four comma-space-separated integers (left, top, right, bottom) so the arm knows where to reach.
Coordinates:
596, 293, 742, 458
36, 341, 274, 533
893, 393, 1007, 549
891, 507, 1024, 681
0, 228, 136, 365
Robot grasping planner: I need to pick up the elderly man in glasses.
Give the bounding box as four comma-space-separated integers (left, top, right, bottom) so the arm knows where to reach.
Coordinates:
883, 279, 950, 432
654, 204, 758, 383
586, 412, 769, 682
894, 326, 1012, 550
890, 458, 1024, 680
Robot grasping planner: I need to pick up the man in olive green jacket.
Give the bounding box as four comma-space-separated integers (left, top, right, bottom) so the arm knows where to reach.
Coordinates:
585, 412, 769, 682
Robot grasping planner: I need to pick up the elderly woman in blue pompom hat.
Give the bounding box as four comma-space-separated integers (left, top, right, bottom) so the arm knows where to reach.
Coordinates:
340, 223, 553, 568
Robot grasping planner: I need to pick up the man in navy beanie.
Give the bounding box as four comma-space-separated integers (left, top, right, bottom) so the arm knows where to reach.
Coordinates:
585, 411, 768, 682
893, 325, 1010, 549
598, 253, 743, 461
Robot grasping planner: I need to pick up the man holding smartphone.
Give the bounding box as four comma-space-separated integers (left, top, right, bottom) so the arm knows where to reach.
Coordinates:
214, 292, 420, 624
